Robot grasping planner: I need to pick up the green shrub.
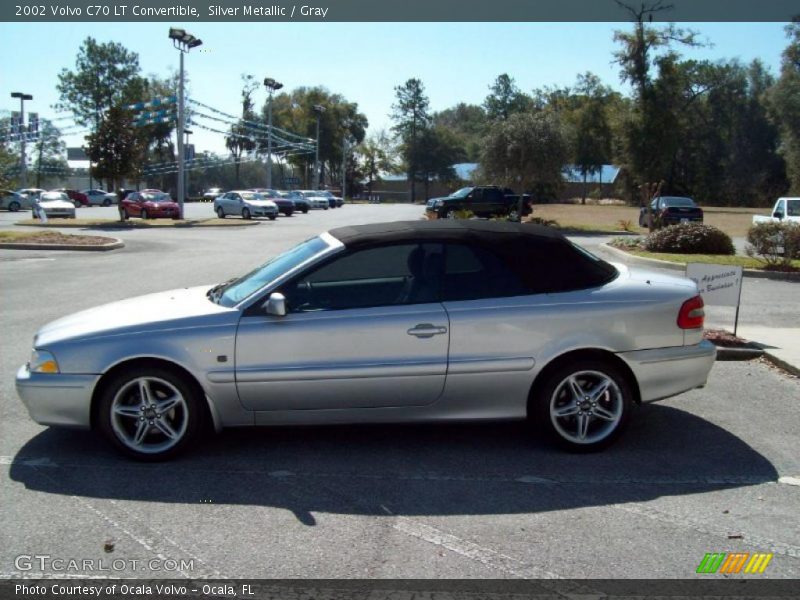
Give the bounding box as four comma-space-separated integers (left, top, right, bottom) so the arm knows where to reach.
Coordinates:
746, 222, 800, 268
642, 223, 735, 255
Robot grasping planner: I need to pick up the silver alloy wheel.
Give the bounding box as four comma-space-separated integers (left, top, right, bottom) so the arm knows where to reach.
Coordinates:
110, 376, 189, 455
549, 370, 624, 445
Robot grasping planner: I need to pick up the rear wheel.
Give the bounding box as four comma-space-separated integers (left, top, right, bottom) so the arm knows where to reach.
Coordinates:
242, 207, 251, 220
97, 367, 203, 461
216, 206, 225, 219
532, 360, 633, 452
102, 198, 111, 207
8, 201, 20, 212
141, 209, 149, 220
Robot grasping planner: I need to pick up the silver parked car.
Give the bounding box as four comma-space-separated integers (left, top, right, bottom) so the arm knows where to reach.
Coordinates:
214, 190, 278, 220
82, 189, 118, 206
16, 221, 715, 460
33, 191, 76, 219
298, 190, 330, 210
0, 189, 34, 212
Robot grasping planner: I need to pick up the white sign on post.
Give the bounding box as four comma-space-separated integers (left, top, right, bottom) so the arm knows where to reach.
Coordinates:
686, 263, 744, 335
686, 263, 743, 307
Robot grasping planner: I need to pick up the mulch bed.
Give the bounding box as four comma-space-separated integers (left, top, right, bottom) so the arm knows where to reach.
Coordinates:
704, 329, 752, 348
1, 232, 117, 246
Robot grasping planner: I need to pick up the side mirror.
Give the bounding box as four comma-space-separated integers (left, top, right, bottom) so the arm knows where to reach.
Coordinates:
773, 211, 784, 220
264, 292, 286, 317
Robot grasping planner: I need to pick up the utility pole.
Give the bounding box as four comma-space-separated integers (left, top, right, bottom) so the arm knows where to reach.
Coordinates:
184, 128, 192, 200
341, 136, 347, 203
263, 78, 284, 189
313, 104, 325, 189
169, 27, 203, 218
10, 92, 33, 187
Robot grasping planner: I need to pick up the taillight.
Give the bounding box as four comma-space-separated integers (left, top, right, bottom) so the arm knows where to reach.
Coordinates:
677, 295, 705, 329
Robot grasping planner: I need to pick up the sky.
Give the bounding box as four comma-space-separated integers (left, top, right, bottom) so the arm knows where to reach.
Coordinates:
0, 22, 792, 158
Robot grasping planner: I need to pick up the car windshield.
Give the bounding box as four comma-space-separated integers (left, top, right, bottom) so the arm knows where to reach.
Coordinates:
141, 193, 171, 202
450, 187, 473, 199
662, 197, 696, 207
40, 193, 65, 201
215, 236, 332, 307
240, 192, 264, 201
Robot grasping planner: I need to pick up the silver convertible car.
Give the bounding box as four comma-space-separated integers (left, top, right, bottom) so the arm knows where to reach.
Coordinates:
17, 221, 716, 460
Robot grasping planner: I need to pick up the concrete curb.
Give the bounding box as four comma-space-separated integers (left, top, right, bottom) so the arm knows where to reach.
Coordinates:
714, 346, 765, 361
755, 348, 800, 378
600, 243, 800, 283
0, 238, 124, 251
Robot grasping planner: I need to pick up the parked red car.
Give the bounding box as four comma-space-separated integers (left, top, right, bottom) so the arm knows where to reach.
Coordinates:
120, 191, 180, 220
54, 188, 89, 207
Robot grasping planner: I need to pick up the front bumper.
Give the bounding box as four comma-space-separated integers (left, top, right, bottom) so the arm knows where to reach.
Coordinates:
16, 364, 98, 429
617, 340, 716, 403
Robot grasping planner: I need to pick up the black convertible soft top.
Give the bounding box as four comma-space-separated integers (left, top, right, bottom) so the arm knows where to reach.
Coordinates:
329, 219, 564, 249
328, 219, 617, 294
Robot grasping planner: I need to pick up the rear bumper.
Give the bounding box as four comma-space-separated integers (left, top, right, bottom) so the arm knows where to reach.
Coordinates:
617, 340, 716, 403
16, 364, 97, 429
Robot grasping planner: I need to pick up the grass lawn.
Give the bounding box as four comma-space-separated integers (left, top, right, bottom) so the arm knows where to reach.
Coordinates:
16, 218, 259, 228
623, 248, 800, 271
530, 204, 768, 238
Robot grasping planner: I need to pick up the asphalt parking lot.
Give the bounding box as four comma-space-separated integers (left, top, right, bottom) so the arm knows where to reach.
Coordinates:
1, 204, 799, 579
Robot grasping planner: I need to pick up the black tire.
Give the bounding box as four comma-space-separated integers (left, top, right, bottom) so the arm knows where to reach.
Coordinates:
97, 366, 204, 461
242, 208, 251, 220
74, 200, 82, 208
302, 208, 309, 214
8, 201, 20, 212
323, 206, 329, 210
531, 360, 633, 453
282, 210, 293, 217
216, 206, 225, 219
141, 209, 148, 220
268, 215, 277, 221
102, 198, 111, 207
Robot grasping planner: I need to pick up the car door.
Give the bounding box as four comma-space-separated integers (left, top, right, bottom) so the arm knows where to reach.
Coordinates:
235, 243, 449, 411
439, 243, 536, 382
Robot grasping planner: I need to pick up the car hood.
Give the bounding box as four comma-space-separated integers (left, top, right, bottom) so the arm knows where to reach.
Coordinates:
34, 285, 236, 347
39, 200, 73, 208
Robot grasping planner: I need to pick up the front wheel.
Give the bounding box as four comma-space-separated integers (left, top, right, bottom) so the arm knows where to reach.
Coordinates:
532, 360, 633, 452
302, 208, 309, 214
216, 206, 225, 219
102, 198, 111, 207
242, 207, 251, 220
97, 367, 203, 461
141, 209, 148, 220
268, 214, 277, 221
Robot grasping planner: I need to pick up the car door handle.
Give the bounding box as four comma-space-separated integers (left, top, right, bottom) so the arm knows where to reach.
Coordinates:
407, 323, 447, 338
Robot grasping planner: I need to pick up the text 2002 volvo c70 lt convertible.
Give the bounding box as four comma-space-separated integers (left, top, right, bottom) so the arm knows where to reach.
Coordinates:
17, 221, 715, 460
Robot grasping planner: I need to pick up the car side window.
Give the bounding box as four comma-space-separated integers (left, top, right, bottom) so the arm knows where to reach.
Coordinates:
775, 199, 785, 216
280, 243, 443, 312
441, 244, 528, 302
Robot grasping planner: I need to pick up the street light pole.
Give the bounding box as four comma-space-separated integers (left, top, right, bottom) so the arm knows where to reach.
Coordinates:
10, 92, 33, 187
341, 136, 347, 203
263, 78, 284, 189
184, 128, 192, 198
169, 27, 202, 219
313, 104, 325, 190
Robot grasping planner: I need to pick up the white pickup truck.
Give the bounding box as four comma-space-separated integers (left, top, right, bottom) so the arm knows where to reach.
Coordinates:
753, 197, 800, 224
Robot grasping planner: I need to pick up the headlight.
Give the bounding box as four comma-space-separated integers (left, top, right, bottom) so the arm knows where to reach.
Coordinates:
29, 350, 60, 374
434, 200, 443, 208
